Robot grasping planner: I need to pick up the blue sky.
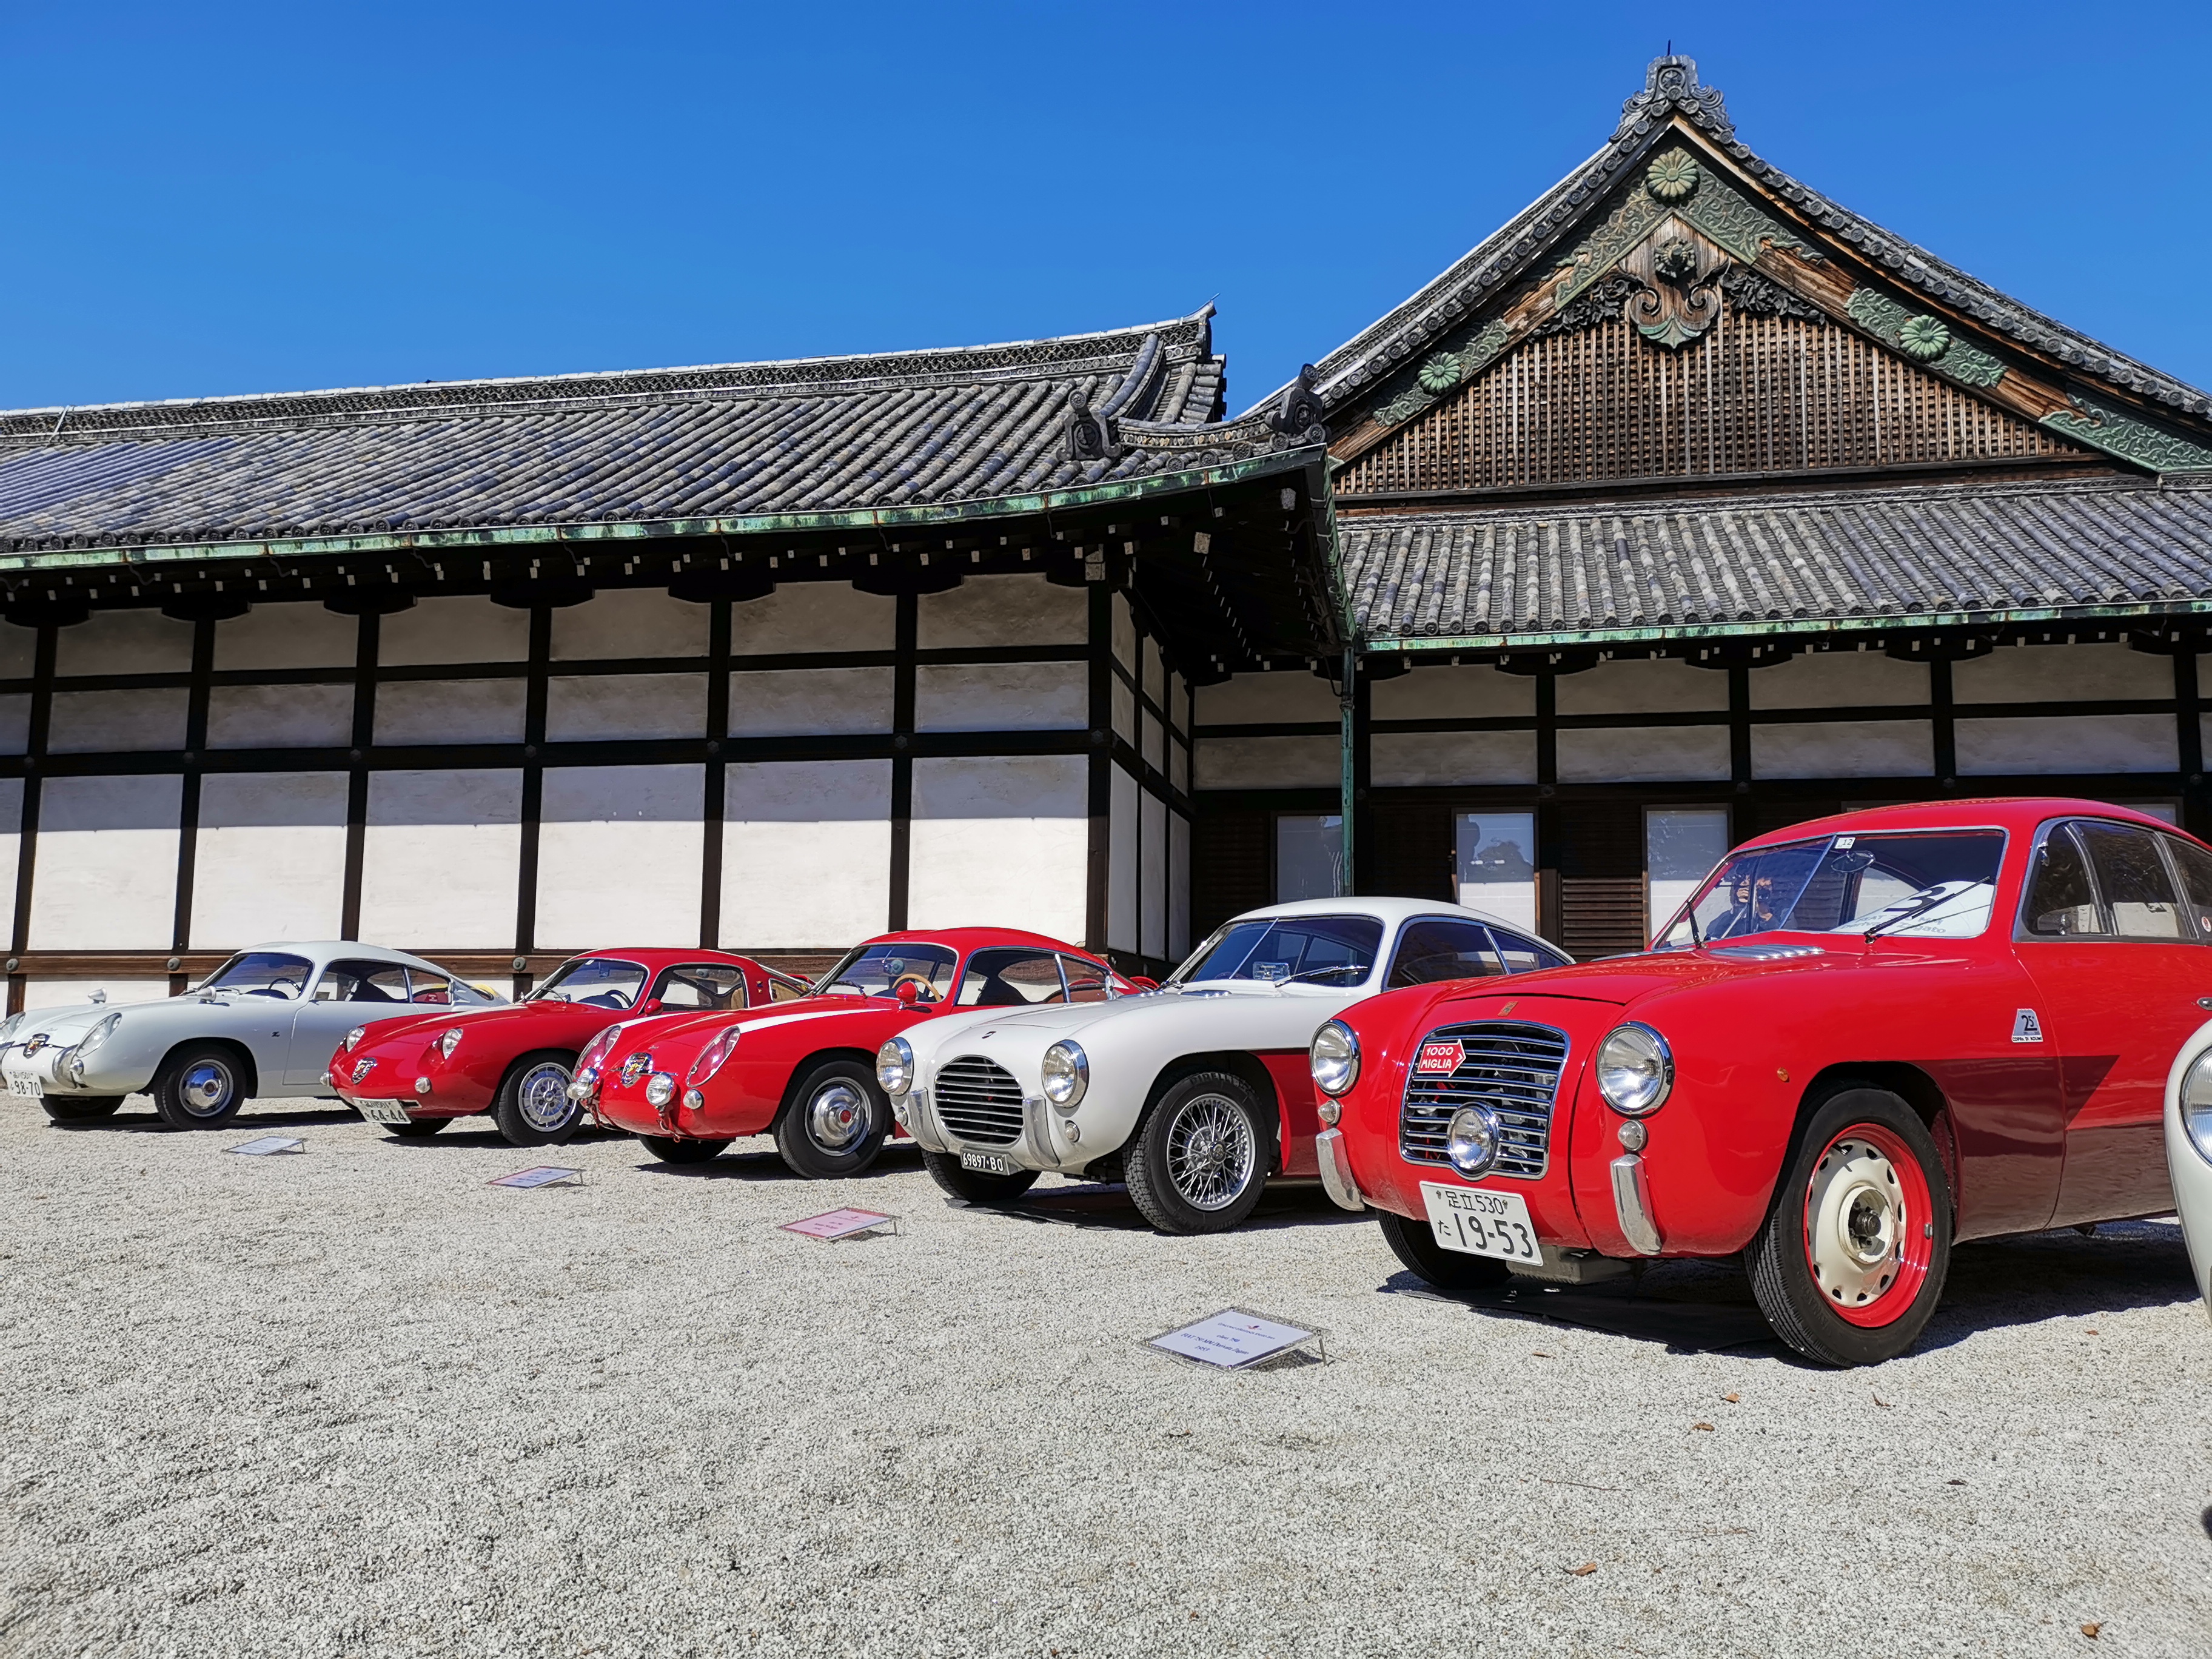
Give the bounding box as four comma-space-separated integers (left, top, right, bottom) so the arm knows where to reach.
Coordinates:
6, 2, 2208, 414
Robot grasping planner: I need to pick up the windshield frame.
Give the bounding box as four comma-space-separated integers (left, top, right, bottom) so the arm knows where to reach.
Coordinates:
1656, 826, 2011, 950
526, 956, 652, 1009
196, 951, 317, 1000
1166, 913, 1387, 990
810, 940, 962, 1002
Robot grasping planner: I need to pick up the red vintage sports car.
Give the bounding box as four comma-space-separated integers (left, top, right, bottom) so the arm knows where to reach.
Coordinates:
1309, 799, 2205, 1367
578, 929, 1141, 1178
329, 948, 793, 1147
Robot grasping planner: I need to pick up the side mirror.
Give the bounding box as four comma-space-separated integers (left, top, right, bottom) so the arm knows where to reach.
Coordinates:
894, 980, 920, 1006
642, 999, 663, 1013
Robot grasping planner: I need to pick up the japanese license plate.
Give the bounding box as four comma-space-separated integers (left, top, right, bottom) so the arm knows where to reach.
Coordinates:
353, 1098, 414, 1126
960, 1151, 1020, 1177
7, 1073, 43, 1099
1420, 1181, 1543, 1265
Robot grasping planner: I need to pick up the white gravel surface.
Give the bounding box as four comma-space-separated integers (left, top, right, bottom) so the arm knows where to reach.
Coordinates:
2, 1099, 2208, 1658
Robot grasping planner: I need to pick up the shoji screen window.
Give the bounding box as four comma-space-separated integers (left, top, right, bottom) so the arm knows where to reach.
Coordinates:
1646, 808, 1732, 945
1275, 815, 1343, 902
1453, 813, 1537, 934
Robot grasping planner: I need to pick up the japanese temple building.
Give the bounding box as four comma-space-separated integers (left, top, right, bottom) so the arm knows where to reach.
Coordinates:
4, 55, 2212, 1005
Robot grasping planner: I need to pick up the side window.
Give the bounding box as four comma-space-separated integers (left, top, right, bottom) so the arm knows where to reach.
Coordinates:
1058, 957, 1114, 1003
2023, 825, 2108, 937
657, 965, 748, 1010
2077, 823, 2185, 939
317, 960, 412, 1002
410, 975, 454, 1004
2166, 837, 2212, 940
957, 950, 1067, 1007
1493, 931, 1570, 974
1387, 920, 1504, 988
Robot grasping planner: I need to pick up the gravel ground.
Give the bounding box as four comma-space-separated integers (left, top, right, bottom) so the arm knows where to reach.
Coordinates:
2, 1099, 2208, 1659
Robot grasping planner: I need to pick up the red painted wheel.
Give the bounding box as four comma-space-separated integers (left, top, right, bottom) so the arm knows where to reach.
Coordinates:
1800, 1121, 1936, 1328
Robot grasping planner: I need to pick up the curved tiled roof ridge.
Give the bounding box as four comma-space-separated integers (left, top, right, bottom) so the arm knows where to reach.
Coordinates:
1247, 55, 2211, 424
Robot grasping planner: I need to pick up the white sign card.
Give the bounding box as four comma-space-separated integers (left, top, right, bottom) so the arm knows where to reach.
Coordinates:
780, 1207, 899, 1241
229, 1136, 305, 1156
490, 1165, 584, 1189
1148, 1309, 1325, 1370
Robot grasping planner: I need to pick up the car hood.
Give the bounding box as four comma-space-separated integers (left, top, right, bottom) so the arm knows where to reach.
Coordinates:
916, 980, 1353, 1044
13, 990, 266, 1042
1428, 939, 1858, 1014
598, 994, 889, 1064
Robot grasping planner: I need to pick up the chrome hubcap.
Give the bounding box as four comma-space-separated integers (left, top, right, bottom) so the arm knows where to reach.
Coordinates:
808, 1082, 869, 1151
1807, 1137, 1905, 1306
1165, 1093, 1255, 1212
179, 1061, 234, 1117
517, 1062, 575, 1133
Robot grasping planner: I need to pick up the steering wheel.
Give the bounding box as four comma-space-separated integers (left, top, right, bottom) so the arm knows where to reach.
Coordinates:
890, 973, 937, 1003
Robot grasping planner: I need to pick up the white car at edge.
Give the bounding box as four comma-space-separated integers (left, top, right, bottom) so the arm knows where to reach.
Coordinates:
2164, 1018, 2212, 1318
1, 942, 501, 1130
876, 897, 1572, 1233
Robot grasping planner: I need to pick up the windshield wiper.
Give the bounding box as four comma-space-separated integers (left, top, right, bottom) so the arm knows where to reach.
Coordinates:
1859, 888, 1952, 942
1276, 965, 1369, 986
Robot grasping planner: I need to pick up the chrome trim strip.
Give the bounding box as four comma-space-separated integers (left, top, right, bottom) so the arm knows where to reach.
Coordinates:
1610, 1152, 1663, 1255
905, 1086, 948, 1153
1024, 1094, 1057, 1169
1315, 1128, 1365, 1212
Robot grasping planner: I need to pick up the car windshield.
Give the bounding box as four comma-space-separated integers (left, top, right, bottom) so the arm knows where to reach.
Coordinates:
816, 943, 959, 1003
1655, 830, 2006, 948
199, 952, 314, 999
528, 957, 649, 1010
1170, 914, 1386, 987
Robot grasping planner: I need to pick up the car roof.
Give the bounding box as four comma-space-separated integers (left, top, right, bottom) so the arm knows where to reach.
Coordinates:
1225, 896, 1538, 934
1734, 796, 2202, 852
561, 948, 762, 968
231, 941, 461, 975
854, 928, 1105, 958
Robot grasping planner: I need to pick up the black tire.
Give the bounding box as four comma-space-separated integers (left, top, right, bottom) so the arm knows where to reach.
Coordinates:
773, 1058, 891, 1179
1746, 1087, 1953, 1368
1375, 1207, 1513, 1293
39, 1095, 123, 1124
920, 1148, 1039, 1204
151, 1044, 251, 1130
491, 1051, 580, 1148
641, 1134, 731, 1164
383, 1116, 451, 1139
1124, 1070, 1271, 1235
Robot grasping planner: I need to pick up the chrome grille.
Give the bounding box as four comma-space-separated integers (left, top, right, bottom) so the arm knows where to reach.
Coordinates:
1399, 1021, 1569, 1179
932, 1056, 1026, 1146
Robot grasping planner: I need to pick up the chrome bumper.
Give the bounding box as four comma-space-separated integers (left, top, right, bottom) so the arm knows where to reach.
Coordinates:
895, 1087, 950, 1155
1609, 1152, 1663, 1255
1315, 1128, 1366, 1212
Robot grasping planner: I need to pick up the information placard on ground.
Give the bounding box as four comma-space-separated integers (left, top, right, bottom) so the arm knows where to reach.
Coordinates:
780, 1207, 898, 1241
229, 1136, 305, 1156
1147, 1309, 1326, 1370
489, 1165, 584, 1189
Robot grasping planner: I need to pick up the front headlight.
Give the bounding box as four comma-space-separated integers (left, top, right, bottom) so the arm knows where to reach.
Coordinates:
577, 1026, 624, 1075
1040, 1042, 1088, 1110
2181, 1050, 2212, 1165
75, 1012, 121, 1061
876, 1036, 913, 1097
438, 1027, 463, 1060
1597, 1022, 1673, 1116
690, 1026, 742, 1086
344, 1025, 367, 1052
1310, 1020, 1360, 1098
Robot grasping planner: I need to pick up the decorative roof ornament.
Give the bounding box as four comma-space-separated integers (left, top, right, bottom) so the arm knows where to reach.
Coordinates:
1899, 315, 1952, 363
1645, 150, 1701, 203
1615, 54, 1732, 142
1417, 352, 1463, 395
1269, 364, 1324, 437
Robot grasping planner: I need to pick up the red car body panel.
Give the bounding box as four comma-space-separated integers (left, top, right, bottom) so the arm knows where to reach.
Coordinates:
329, 949, 775, 1120
589, 930, 1133, 1143
1331, 799, 2197, 1262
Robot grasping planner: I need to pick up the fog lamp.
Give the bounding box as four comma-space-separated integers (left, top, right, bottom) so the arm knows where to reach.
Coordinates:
413, 1076, 431, 1095
682, 1088, 705, 1111
1446, 1106, 1500, 1176
645, 1072, 676, 1108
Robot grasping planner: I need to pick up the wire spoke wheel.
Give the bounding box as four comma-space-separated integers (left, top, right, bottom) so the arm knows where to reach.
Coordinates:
515, 1062, 575, 1134
1164, 1093, 1256, 1212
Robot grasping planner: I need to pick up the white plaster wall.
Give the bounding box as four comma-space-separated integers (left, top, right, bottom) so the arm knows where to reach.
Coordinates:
1558, 726, 1730, 783
1555, 659, 1728, 716
216, 605, 359, 671
1370, 666, 1535, 721
1752, 721, 1934, 779
907, 755, 1086, 941
29, 774, 181, 948
917, 574, 1085, 649
1141, 789, 1167, 960
535, 765, 704, 948
1372, 731, 1538, 788
358, 769, 522, 948
731, 584, 894, 654
1955, 642, 2174, 704
546, 674, 706, 742
917, 663, 1086, 732
47, 689, 188, 754
56, 611, 195, 676
24, 979, 172, 1014
1195, 671, 1340, 724
1167, 672, 1186, 732
207, 683, 354, 749
377, 680, 528, 746
1112, 594, 1135, 671
1956, 715, 2176, 775
1108, 765, 1138, 953
380, 597, 530, 666
0, 623, 36, 677
190, 773, 349, 945
1113, 677, 1134, 744
0, 779, 20, 936
1749, 651, 1928, 709
0, 696, 29, 755
1169, 813, 1190, 959
722, 760, 891, 949
728, 668, 892, 737
1195, 736, 1339, 790
1142, 641, 1164, 708
1142, 711, 1163, 774
552, 588, 711, 660
1171, 740, 1188, 794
